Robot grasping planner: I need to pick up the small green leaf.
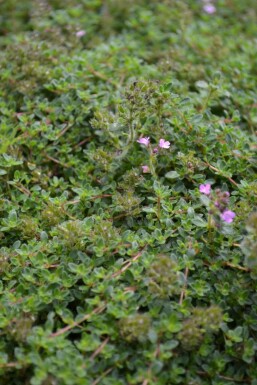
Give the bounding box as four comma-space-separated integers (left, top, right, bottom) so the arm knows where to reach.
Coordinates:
192, 216, 207, 227
165, 171, 180, 180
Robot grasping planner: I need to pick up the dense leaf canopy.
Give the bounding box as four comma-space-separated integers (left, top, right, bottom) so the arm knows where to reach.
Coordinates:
0, 1, 257, 384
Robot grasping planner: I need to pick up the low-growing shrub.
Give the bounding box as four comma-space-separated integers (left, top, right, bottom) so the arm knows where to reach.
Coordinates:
0, 0, 257, 384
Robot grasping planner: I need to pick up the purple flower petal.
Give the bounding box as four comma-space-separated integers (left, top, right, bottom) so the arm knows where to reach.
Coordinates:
76, 30, 86, 37
142, 165, 150, 173
220, 210, 236, 223
159, 138, 170, 149
199, 184, 211, 195
203, 4, 216, 14
137, 137, 150, 147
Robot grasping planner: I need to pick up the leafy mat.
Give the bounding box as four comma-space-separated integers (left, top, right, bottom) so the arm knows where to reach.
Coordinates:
0, 1, 257, 384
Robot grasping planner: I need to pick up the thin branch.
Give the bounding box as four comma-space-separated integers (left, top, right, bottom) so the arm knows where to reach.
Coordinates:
87, 66, 118, 88
91, 367, 114, 385
197, 370, 251, 383
43, 264, 60, 269
91, 194, 112, 200
0, 362, 22, 368
73, 136, 92, 149
50, 303, 106, 338
110, 245, 147, 279
170, 103, 192, 132
65, 199, 80, 205
90, 337, 109, 361
218, 374, 251, 383
50, 246, 146, 338
65, 194, 112, 206
123, 286, 136, 293
203, 161, 238, 186
179, 267, 189, 305
204, 259, 249, 272
43, 153, 69, 168
56, 124, 73, 139
108, 243, 131, 256
223, 262, 249, 272
11, 183, 31, 196
142, 343, 160, 385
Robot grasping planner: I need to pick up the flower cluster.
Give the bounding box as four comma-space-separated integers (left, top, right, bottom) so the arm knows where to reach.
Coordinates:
137, 137, 150, 147
76, 30, 86, 38
137, 137, 170, 174
199, 184, 236, 223
199, 183, 211, 195
141, 165, 150, 173
137, 137, 170, 149
202, 0, 216, 14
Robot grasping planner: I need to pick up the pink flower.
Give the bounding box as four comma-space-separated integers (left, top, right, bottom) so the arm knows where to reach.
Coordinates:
220, 210, 236, 223
203, 4, 216, 14
141, 165, 150, 173
159, 139, 170, 149
76, 30, 86, 37
137, 137, 150, 147
153, 147, 158, 154
199, 184, 211, 195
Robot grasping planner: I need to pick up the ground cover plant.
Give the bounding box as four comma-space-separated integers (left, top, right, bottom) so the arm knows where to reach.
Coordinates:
0, 0, 257, 384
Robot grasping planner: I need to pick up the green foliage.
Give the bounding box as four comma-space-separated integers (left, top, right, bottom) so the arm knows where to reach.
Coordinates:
241, 212, 257, 274
178, 306, 223, 350
119, 313, 151, 342
146, 254, 182, 298
0, 0, 257, 384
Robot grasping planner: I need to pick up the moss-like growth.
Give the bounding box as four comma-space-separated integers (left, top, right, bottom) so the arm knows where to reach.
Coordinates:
119, 313, 151, 342
0, 0, 256, 384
